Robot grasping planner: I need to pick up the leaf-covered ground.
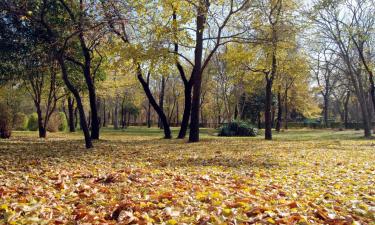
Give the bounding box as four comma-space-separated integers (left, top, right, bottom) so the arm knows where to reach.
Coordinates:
0, 128, 374, 224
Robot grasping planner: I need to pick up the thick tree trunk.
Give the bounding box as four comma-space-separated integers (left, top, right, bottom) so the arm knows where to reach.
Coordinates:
137, 70, 171, 139
264, 78, 273, 140
36, 105, 46, 138
67, 96, 75, 132
275, 92, 282, 132
57, 56, 93, 148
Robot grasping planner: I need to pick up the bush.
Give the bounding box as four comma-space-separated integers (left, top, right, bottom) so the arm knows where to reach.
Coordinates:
58, 112, 68, 132
27, 113, 39, 131
13, 112, 28, 131
47, 112, 67, 132
0, 103, 12, 138
218, 121, 258, 137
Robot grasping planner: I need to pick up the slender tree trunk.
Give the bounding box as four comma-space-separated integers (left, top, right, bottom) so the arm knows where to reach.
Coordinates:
103, 99, 107, 127
137, 70, 171, 139
74, 106, 78, 129
323, 95, 329, 128
83, 66, 100, 139
67, 96, 75, 132
114, 98, 119, 129
344, 91, 350, 129
265, 78, 273, 140
275, 92, 282, 132
147, 101, 151, 128
57, 56, 92, 148
158, 76, 165, 129
178, 84, 192, 138
284, 89, 288, 130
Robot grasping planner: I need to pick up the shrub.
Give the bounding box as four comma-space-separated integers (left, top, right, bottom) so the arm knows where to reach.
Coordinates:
58, 112, 68, 132
13, 112, 28, 131
46, 113, 59, 132
27, 113, 39, 131
47, 112, 67, 132
0, 103, 12, 138
218, 121, 258, 137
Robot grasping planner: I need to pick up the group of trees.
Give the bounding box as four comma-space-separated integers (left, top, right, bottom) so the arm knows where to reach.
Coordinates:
0, 0, 374, 148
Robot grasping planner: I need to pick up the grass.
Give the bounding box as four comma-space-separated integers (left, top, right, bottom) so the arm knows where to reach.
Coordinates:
0, 128, 374, 224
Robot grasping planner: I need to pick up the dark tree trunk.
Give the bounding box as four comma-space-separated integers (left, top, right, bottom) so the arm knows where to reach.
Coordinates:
188, 6, 206, 143
178, 83, 192, 138
83, 66, 100, 139
275, 92, 282, 132
67, 95, 75, 132
36, 105, 46, 138
234, 104, 238, 120
57, 56, 92, 148
257, 112, 261, 129
265, 78, 273, 140
137, 69, 171, 139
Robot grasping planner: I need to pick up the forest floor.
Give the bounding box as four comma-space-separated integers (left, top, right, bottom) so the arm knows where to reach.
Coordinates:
0, 128, 374, 224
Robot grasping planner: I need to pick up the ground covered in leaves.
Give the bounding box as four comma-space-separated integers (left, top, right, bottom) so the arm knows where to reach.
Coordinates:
0, 128, 374, 224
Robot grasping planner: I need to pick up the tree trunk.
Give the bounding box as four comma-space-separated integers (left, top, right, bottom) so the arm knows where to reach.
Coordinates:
158, 76, 165, 129
147, 101, 151, 128
36, 105, 46, 138
265, 78, 273, 140
344, 91, 350, 129
275, 92, 282, 132
67, 95, 75, 132
137, 70, 171, 139
74, 106, 78, 129
188, 5, 206, 143
103, 99, 107, 127
114, 99, 119, 129
57, 56, 92, 148
178, 83, 192, 138
284, 89, 288, 130
323, 95, 329, 128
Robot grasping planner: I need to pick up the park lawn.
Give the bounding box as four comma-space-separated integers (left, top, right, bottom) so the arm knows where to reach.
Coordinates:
0, 128, 374, 224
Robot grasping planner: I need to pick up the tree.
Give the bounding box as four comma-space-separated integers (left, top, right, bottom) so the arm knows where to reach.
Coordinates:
310, 0, 374, 137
